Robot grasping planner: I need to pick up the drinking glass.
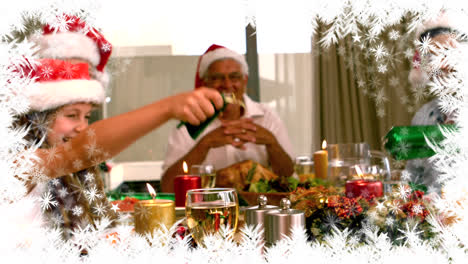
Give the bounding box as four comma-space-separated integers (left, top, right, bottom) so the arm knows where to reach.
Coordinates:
294, 156, 315, 182
185, 188, 239, 246
327, 142, 371, 186
191, 164, 216, 188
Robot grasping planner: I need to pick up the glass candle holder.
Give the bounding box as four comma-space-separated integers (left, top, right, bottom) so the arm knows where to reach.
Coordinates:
327, 142, 371, 186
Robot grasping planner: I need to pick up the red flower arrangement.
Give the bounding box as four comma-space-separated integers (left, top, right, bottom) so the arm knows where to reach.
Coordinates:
290, 185, 448, 245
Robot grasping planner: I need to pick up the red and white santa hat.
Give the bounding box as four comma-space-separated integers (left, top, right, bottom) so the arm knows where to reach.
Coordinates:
409, 11, 465, 86
24, 58, 105, 112
195, 44, 248, 88
29, 15, 112, 111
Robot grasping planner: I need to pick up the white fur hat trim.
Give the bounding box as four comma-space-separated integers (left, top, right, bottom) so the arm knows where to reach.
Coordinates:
28, 79, 105, 112
38, 32, 100, 67
198, 48, 249, 77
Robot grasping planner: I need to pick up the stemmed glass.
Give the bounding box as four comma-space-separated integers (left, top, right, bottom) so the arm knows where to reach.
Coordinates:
185, 188, 239, 246
191, 164, 216, 188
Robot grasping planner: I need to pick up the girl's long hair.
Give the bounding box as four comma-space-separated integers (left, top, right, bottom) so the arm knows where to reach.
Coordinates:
15, 107, 117, 238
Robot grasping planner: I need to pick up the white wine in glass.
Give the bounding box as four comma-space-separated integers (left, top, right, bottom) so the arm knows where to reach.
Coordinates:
191, 164, 216, 188
185, 188, 238, 246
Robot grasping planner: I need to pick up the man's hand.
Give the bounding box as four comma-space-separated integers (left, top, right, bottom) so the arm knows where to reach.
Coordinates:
222, 118, 277, 149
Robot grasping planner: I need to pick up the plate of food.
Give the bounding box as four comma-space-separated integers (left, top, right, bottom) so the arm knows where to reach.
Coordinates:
216, 160, 330, 206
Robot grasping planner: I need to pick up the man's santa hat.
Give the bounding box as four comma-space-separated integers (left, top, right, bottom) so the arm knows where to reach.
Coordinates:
29, 15, 111, 111
409, 11, 465, 86
195, 44, 248, 88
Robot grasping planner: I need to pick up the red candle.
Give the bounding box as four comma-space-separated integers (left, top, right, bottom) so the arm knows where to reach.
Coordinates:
174, 161, 201, 207
345, 179, 383, 199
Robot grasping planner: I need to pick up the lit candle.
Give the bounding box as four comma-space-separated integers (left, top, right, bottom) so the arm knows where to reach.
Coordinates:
134, 183, 175, 235
345, 166, 383, 198
174, 161, 201, 207
313, 140, 328, 179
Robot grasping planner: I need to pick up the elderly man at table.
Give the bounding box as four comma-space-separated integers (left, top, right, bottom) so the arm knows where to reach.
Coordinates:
161, 44, 294, 192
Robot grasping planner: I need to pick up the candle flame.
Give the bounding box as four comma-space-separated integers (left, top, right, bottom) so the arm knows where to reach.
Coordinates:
322, 140, 327, 150
146, 183, 157, 199
183, 161, 188, 174
355, 165, 364, 178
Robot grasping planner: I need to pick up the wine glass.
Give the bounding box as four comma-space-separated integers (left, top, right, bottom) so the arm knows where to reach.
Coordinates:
185, 188, 239, 246
191, 164, 216, 188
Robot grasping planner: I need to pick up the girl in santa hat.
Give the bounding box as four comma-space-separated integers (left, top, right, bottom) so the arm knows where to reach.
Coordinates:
14, 15, 223, 239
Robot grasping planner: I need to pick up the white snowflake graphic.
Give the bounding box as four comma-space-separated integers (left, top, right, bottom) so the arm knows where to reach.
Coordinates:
397, 223, 423, 245
377, 108, 386, 118
72, 205, 84, 217
84, 140, 101, 158
412, 204, 424, 215
389, 76, 399, 87
72, 159, 83, 170
110, 203, 120, 213
60, 63, 78, 79
134, 205, 151, 220
400, 95, 409, 105
84, 185, 102, 203
51, 13, 72, 33
388, 30, 400, 40
323, 211, 341, 230
385, 217, 395, 226
400, 170, 412, 181
40, 191, 58, 211
397, 141, 410, 156
352, 34, 361, 43
400, 127, 409, 136
357, 79, 366, 88
57, 187, 69, 198
389, 200, 401, 215
101, 43, 111, 53
404, 48, 414, 59
417, 35, 433, 55
46, 147, 61, 163
375, 201, 385, 212
377, 64, 387, 73
39, 65, 54, 79
84, 172, 95, 183
373, 89, 388, 104
50, 214, 64, 226
86, 128, 96, 138
372, 43, 388, 60
50, 178, 60, 187
93, 203, 107, 216
360, 189, 370, 198
398, 184, 412, 200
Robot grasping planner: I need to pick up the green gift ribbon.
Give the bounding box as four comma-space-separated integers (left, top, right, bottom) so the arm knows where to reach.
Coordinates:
384, 124, 456, 160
